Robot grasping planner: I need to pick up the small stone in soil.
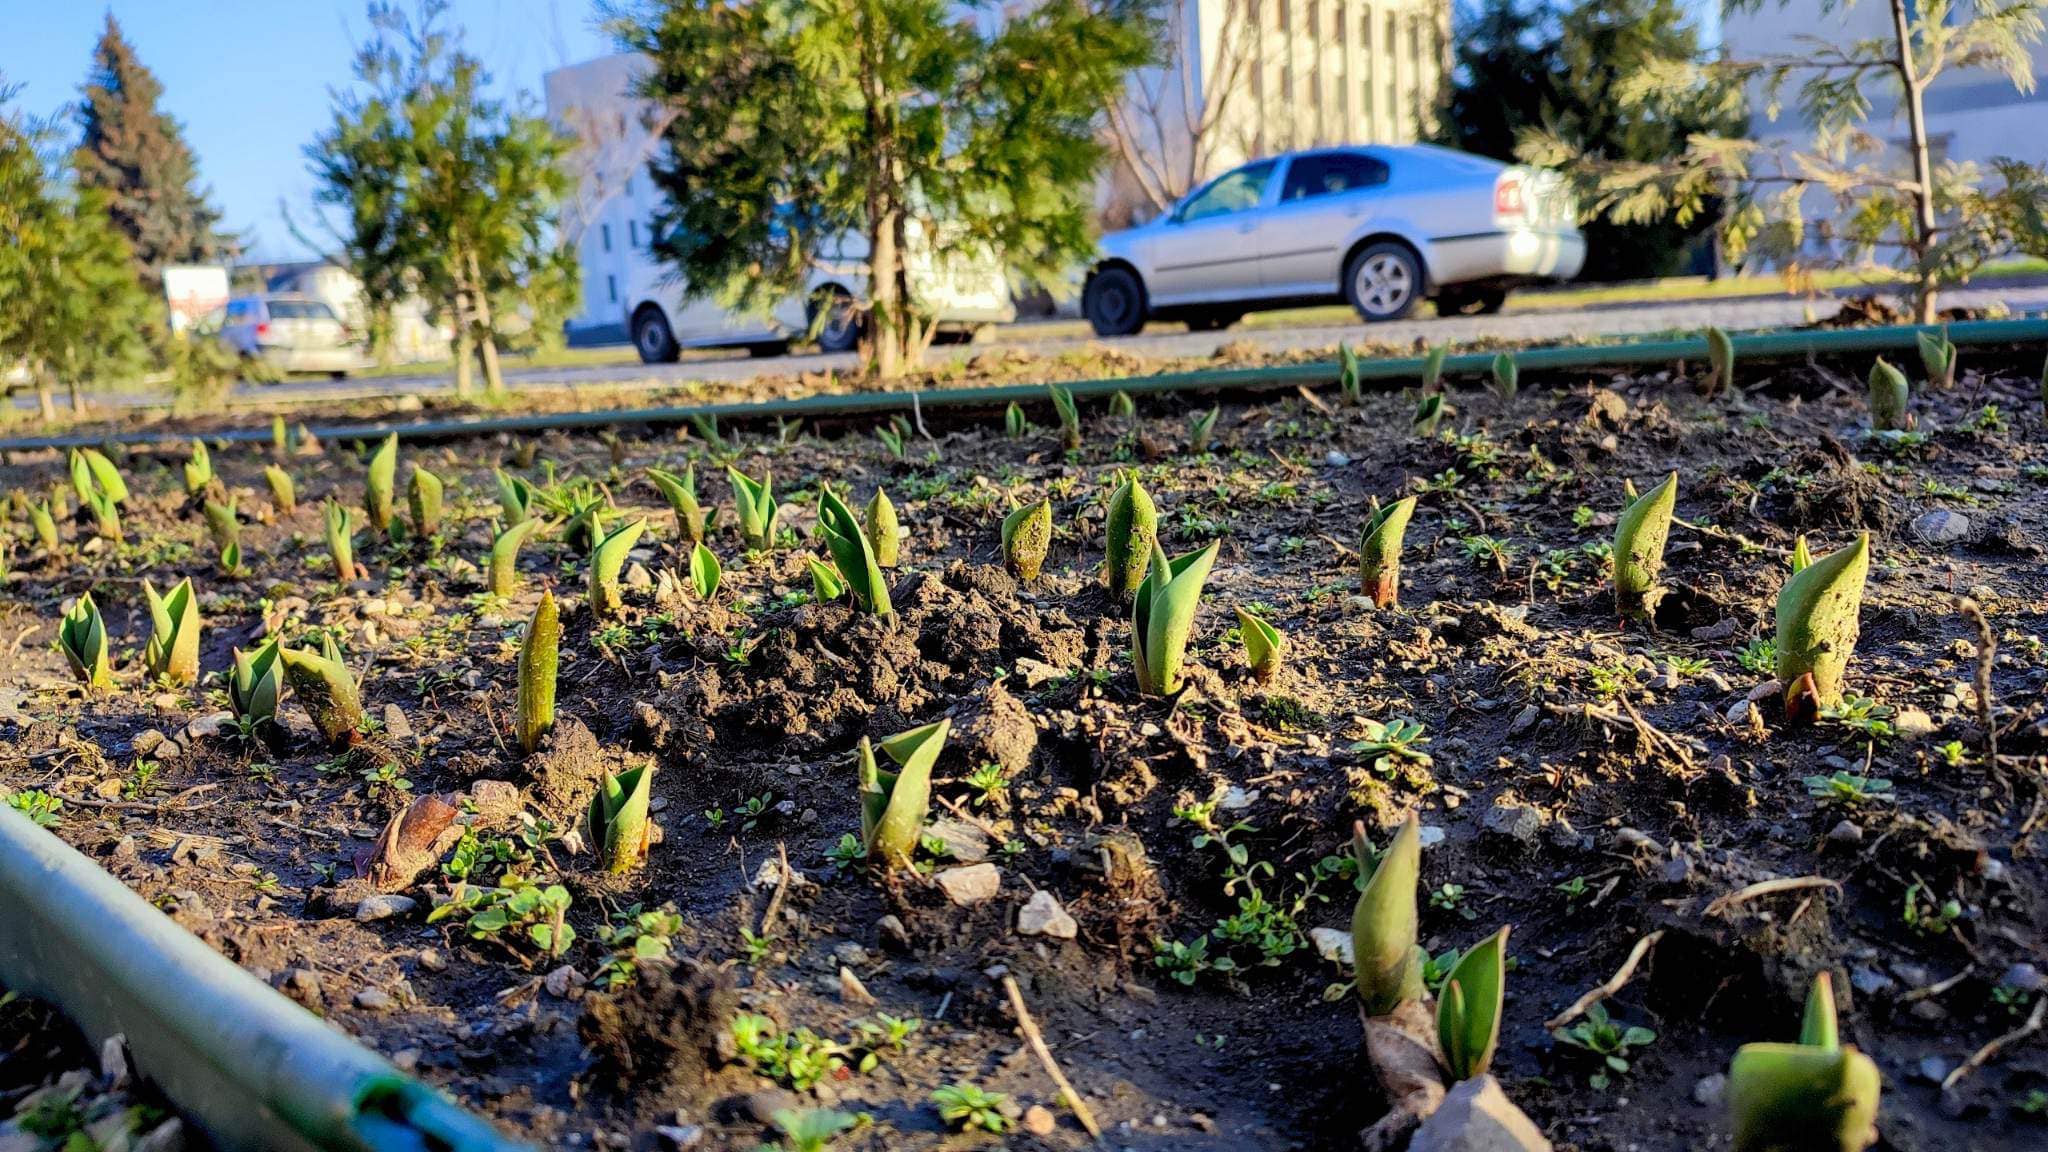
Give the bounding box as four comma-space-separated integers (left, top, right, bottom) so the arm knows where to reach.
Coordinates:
355, 893, 417, 921
1022, 1105, 1056, 1137
1016, 890, 1077, 940
935, 862, 1001, 906
1692, 1074, 1726, 1107
354, 987, 396, 1011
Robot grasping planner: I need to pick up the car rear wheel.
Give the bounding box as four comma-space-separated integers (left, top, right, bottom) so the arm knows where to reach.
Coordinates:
812, 288, 862, 354
1083, 266, 1147, 337
633, 307, 681, 364
1185, 309, 1242, 332
1345, 243, 1422, 322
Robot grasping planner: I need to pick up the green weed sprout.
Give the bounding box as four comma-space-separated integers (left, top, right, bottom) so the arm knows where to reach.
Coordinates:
1438, 925, 1509, 1082
1916, 328, 1955, 389
562, 496, 609, 555
819, 487, 892, 615
1705, 326, 1734, 395
517, 590, 559, 755
808, 558, 846, 603
1776, 533, 1870, 722
281, 643, 364, 748
858, 718, 952, 869
324, 499, 361, 581
183, 439, 213, 495
496, 469, 534, 523
865, 487, 901, 568
931, 1083, 1012, 1134
1001, 498, 1053, 583
1613, 472, 1678, 622
142, 577, 201, 686
409, 465, 444, 538
1235, 606, 1284, 683
689, 542, 722, 600
1421, 343, 1448, 392
1188, 405, 1220, 452
1361, 496, 1418, 609
230, 638, 282, 729
1727, 971, 1880, 1152
1132, 539, 1220, 697
647, 465, 707, 544
1105, 472, 1158, 599
58, 593, 112, 690
365, 433, 398, 538
1339, 343, 1362, 403
769, 1108, 857, 1152
727, 465, 779, 551
489, 518, 541, 598
589, 518, 647, 619
1412, 392, 1444, 437
1491, 352, 1518, 401
1867, 358, 1910, 431
587, 763, 656, 874
1049, 383, 1081, 450
264, 465, 296, 514
1352, 814, 1425, 1015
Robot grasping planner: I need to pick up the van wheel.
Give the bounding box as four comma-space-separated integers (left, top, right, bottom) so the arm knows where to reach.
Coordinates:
1345, 242, 1422, 322
813, 288, 862, 354
633, 306, 681, 364
1083, 266, 1147, 337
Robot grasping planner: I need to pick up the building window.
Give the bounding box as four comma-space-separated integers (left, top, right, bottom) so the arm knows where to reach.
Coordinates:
606, 274, 617, 303
601, 223, 611, 252
629, 220, 639, 247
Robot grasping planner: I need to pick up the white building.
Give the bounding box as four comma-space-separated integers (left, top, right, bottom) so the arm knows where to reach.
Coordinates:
543, 54, 663, 344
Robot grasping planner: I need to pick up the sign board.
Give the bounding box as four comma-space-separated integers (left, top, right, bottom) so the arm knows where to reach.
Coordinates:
162, 265, 231, 334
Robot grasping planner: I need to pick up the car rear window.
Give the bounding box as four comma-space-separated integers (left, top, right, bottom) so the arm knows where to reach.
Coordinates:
1280, 153, 1390, 201
266, 300, 337, 320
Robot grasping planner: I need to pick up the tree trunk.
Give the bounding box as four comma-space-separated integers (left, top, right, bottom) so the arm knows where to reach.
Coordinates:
68, 378, 84, 416
36, 381, 55, 423
1888, 0, 1941, 323
467, 251, 504, 397
448, 286, 473, 399
859, 9, 904, 379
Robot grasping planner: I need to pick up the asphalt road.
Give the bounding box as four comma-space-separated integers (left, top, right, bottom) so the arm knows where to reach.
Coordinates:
216, 282, 2048, 407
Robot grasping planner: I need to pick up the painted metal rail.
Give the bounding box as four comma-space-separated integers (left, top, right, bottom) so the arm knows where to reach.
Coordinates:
0, 805, 529, 1152
1, 317, 2044, 455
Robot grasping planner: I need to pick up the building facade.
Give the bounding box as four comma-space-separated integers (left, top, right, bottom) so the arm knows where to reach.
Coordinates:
543, 53, 662, 343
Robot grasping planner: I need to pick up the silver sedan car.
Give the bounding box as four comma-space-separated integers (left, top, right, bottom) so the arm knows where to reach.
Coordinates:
217, 294, 364, 378
1083, 144, 1585, 334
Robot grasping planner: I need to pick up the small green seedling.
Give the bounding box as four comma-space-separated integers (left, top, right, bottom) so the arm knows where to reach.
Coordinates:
1412, 392, 1444, 437
858, 718, 952, 869
142, 577, 201, 686
409, 465, 444, 538
365, 433, 398, 538
1235, 606, 1284, 683
1352, 814, 1424, 1015
931, 1083, 1012, 1135
1705, 326, 1734, 395
1048, 383, 1081, 450
1132, 539, 1220, 697
808, 557, 846, 603
1437, 925, 1509, 1082
229, 638, 282, 729
1916, 328, 1955, 388
1868, 358, 1910, 432
517, 590, 559, 755
865, 487, 902, 568
647, 465, 708, 544
1775, 533, 1870, 722
588, 518, 647, 619
1339, 344, 1362, 403
1188, 405, 1220, 452
818, 487, 892, 615
280, 643, 364, 748
1553, 1002, 1655, 1090
1612, 472, 1678, 622
1420, 343, 1447, 391
183, 439, 213, 495
689, 542, 722, 600
1005, 401, 1029, 439
489, 518, 541, 598
264, 465, 296, 514
1727, 971, 1880, 1152
1490, 352, 1518, 401
58, 593, 112, 690
324, 500, 362, 581
727, 465, 779, 551
587, 763, 656, 873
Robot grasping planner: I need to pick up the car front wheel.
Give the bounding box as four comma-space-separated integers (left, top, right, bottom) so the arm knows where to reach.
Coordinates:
633, 307, 681, 364
812, 288, 862, 354
1345, 243, 1422, 322
1083, 266, 1147, 337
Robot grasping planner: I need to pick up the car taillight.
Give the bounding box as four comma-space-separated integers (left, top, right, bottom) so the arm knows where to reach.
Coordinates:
1495, 175, 1526, 219
256, 322, 269, 337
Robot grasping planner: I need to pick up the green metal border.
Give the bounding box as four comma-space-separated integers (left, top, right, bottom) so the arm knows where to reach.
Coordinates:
3, 316, 2043, 453
0, 805, 530, 1152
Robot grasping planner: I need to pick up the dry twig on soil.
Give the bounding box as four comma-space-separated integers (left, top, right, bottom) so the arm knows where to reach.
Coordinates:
1001, 974, 1102, 1141
1545, 930, 1664, 1030
1942, 995, 2045, 1093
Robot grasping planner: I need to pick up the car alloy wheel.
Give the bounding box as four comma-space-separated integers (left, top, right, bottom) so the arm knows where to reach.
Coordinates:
1353, 252, 1415, 318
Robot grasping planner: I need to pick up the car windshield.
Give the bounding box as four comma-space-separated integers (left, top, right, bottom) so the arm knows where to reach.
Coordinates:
1178, 161, 1276, 223
265, 300, 337, 321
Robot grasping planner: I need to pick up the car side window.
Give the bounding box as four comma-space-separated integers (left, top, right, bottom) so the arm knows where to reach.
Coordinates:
1280, 153, 1390, 202
1178, 161, 1276, 223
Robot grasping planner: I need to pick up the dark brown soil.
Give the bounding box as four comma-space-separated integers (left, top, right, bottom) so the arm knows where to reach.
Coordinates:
4, 351, 2047, 1151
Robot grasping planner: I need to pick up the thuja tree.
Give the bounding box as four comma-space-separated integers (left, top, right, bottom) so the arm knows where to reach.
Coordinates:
1522, 0, 2048, 321
308, 0, 577, 389
607, 0, 1153, 378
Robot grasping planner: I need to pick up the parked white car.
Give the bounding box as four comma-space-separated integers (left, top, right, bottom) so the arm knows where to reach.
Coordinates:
1083, 144, 1584, 334
625, 222, 1015, 363
217, 294, 364, 378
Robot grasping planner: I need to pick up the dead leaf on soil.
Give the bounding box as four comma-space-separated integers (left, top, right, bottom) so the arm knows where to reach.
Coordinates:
360, 793, 464, 891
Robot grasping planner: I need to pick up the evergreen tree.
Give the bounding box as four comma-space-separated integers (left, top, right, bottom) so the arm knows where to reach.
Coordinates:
1436, 0, 1740, 281
71, 14, 234, 288
607, 0, 1154, 378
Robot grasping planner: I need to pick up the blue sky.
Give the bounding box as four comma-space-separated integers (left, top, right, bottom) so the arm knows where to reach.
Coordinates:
0, 1, 611, 261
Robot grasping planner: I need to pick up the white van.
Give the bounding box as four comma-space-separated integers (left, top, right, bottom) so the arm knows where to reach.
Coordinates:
623, 222, 1015, 363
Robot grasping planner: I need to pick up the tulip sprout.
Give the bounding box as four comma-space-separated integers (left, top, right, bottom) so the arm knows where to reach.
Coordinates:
489, 518, 541, 598
1188, 406, 1220, 453
203, 499, 240, 555
1705, 326, 1734, 395
58, 593, 112, 690
324, 500, 361, 581
865, 487, 901, 568
1727, 971, 1880, 1152
563, 497, 609, 555
229, 638, 282, 729
516, 590, 559, 755
858, 718, 952, 868
270, 415, 287, 458
587, 763, 656, 874
1352, 815, 1425, 1015
1339, 344, 1362, 403
1132, 539, 1219, 697
1412, 392, 1444, 437
86, 489, 121, 541
689, 542, 722, 600
1790, 535, 1812, 574
264, 465, 296, 514
808, 557, 847, 603
71, 447, 127, 505
589, 518, 647, 619
647, 465, 707, 544
1915, 328, 1955, 388
365, 433, 398, 538
409, 465, 444, 538
819, 487, 892, 615
1775, 533, 1870, 722
1360, 496, 1418, 609
281, 643, 364, 748
496, 469, 535, 523
1490, 352, 1518, 401
1004, 402, 1029, 439
1105, 472, 1157, 599
727, 465, 779, 551
1235, 606, 1284, 683
1437, 925, 1509, 1082
142, 577, 201, 686
1048, 383, 1081, 451
1420, 343, 1447, 392
184, 440, 213, 495
1000, 499, 1053, 583
1867, 358, 1909, 432
30, 502, 58, 551
1612, 472, 1678, 622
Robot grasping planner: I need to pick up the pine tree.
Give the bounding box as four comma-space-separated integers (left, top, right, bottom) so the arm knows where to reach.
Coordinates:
71, 14, 234, 288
